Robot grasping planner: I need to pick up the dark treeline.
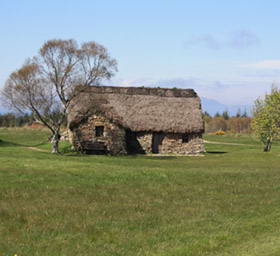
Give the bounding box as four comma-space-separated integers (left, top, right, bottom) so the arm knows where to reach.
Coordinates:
0, 113, 34, 127
203, 110, 252, 134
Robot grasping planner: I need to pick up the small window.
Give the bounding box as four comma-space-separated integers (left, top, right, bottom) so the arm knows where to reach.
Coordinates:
95, 126, 104, 137
182, 134, 189, 143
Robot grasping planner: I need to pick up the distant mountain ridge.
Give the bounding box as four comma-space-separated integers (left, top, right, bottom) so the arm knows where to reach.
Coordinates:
201, 97, 252, 117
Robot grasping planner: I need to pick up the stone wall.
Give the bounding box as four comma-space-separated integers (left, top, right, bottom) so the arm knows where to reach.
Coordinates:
71, 114, 127, 155
136, 132, 153, 153
60, 130, 70, 141
135, 132, 204, 155
159, 133, 204, 154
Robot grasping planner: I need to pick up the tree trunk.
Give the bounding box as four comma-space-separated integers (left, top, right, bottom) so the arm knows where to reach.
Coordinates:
51, 132, 60, 154
263, 138, 272, 152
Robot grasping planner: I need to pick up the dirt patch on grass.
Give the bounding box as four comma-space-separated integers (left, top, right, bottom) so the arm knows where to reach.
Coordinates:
24, 146, 48, 152
204, 140, 254, 146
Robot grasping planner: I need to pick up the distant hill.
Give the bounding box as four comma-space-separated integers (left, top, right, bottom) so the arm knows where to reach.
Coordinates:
201, 97, 252, 117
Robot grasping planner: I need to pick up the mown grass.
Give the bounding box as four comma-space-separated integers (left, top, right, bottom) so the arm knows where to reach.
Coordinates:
205, 133, 280, 147
1, 128, 280, 255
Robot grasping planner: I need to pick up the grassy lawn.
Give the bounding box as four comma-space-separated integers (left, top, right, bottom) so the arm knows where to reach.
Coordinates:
1, 128, 280, 255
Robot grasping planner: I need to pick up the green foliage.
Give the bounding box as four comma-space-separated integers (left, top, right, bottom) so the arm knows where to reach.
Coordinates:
1, 129, 280, 255
222, 110, 229, 120
202, 111, 211, 123
252, 87, 280, 151
235, 108, 241, 118
203, 111, 211, 118
214, 112, 221, 117
242, 109, 248, 118
0, 113, 33, 127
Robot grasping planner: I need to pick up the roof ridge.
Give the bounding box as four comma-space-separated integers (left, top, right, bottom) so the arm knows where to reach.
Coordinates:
78, 85, 198, 98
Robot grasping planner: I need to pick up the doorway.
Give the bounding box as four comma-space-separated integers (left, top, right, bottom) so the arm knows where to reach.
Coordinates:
125, 130, 145, 154
151, 132, 165, 153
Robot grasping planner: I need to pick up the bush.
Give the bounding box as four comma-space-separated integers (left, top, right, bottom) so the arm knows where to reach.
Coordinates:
215, 130, 225, 135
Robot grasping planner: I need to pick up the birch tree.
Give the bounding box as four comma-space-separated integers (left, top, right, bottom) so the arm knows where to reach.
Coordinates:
252, 87, 280, 152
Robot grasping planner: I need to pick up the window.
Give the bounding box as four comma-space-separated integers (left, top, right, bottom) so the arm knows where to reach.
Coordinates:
95, 126, 104, 137
182, 134, 189, 143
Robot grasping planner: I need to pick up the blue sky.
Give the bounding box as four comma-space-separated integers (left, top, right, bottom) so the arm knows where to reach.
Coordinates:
1, 0, 280, 105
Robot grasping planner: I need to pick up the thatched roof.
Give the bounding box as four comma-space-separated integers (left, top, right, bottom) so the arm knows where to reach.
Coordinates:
68, 86, 204, 134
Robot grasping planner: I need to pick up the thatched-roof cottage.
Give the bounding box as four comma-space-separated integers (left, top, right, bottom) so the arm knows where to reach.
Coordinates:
68, 86, 205, 155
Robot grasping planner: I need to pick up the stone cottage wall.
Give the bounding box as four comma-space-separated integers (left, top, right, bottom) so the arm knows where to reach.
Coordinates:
159, 133, 204, 154
71, 115, 127, 155
135, 132, 204, 155
70, 114, 204, 155
136, 132, 153, 153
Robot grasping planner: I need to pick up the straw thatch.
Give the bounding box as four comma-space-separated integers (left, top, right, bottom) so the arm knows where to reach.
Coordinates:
68, 86, 204, 134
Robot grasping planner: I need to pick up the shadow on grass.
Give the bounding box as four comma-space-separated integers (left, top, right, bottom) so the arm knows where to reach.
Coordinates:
206, 151, 227, 154
0, 140, 19, 147
144, 156, 178, 160
63, 153, 178, 160
0, 139, 49, 148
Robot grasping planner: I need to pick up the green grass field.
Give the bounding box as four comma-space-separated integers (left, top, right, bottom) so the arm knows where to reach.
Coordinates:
1, 128, 280, 256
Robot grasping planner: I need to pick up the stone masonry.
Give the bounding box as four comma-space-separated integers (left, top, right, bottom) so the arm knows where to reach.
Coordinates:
71, 114, 127, 155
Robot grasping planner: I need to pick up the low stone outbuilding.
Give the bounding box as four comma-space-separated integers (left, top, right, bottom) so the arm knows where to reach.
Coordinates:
68, 86, 205, 155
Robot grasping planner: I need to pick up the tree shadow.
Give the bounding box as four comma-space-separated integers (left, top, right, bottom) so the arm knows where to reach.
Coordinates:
0, 140, 19, 147
0, 139, 48, 148
28, 141, 49, 147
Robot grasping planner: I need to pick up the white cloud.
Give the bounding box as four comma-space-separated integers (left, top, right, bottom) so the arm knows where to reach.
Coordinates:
229, 30, 259, 49
184, 30, 259, 50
